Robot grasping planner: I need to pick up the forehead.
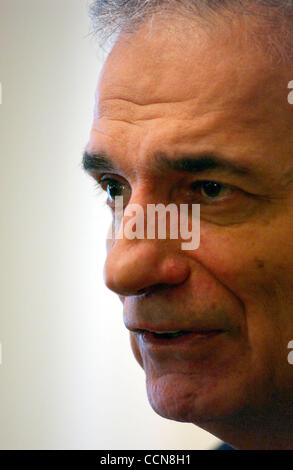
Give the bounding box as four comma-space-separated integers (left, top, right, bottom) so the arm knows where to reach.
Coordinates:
98, 15, 288, 111
90, 15, 293, 177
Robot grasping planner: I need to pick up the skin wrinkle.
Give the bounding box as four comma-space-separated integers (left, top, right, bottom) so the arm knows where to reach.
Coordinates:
85, 9, 293, 449
100, 96, 196, 107
99, 117, 142, 126
97, 89, 293, 161
89, 120, 293, 198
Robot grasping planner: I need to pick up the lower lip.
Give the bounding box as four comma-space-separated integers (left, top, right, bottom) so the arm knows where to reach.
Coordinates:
139, 330, 223, 347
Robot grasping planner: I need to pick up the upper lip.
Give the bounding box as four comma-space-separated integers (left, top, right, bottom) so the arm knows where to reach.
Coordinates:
124, 313, 229, 335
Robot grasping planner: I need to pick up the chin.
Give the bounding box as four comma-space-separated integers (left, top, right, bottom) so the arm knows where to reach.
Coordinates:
145, 370, 255, 424
130, 333, 276, 425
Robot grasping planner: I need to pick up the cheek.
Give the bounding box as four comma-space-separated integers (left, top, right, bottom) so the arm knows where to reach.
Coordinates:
194, 225, 271, 301
193, 228, 273, 340
197, 226, 293, 308
195, 225, 293, 352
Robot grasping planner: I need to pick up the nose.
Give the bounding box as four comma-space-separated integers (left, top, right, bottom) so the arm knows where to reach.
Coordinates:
104, 237, 190, 296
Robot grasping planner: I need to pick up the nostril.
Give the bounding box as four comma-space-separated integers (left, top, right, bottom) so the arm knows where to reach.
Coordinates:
135, 283, 171, 297
136, 288, 148, 295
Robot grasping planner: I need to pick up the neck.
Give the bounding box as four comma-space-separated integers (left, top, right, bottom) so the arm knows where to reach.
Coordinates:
197, 407, 293, 450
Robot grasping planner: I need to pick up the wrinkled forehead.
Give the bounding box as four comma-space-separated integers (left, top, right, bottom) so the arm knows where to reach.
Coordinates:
96, 14, 291, 117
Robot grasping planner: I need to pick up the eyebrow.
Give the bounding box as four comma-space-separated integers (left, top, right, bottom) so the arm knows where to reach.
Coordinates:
82, 150, 252, 177
155, 153, 251, 176
82, 151, 116, 173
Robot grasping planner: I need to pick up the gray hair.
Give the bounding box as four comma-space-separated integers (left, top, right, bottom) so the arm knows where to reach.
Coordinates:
89, 0, 293, 61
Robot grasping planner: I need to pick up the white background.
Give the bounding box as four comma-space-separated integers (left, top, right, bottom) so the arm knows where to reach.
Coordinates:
0, 0, 221, 449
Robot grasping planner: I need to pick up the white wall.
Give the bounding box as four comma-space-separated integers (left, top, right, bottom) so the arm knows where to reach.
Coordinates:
0, 0, 221, 450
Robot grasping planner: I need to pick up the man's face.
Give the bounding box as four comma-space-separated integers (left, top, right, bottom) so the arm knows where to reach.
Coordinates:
86, 16, 293, 427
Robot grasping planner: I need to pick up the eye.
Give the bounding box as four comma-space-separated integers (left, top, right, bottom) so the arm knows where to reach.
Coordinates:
99, 176, 131, 206
190, 180, 233, 202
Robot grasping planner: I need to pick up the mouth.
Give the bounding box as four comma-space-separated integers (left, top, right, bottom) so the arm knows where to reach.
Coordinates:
132, 328, 224, 345
143, 330, 190, 339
